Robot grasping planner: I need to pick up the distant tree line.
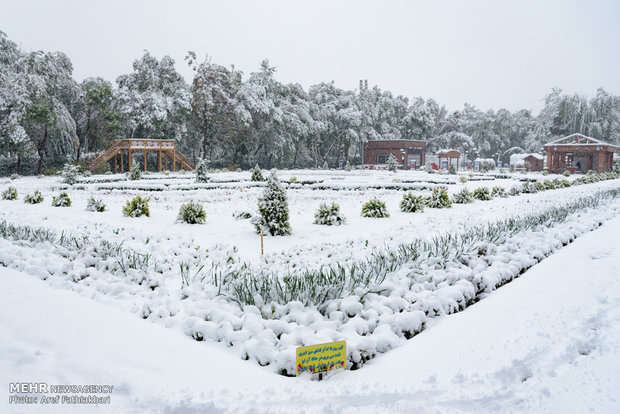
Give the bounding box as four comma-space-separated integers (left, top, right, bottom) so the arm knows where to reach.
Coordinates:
1, 30, 619, 174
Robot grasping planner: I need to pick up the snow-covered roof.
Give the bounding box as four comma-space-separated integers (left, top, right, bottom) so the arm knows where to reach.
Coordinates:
438, 149, 460, 155
509, 153, 543, 165
544, 133, 619, 149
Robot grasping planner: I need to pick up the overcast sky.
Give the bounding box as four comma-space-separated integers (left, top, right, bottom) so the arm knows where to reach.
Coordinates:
1, 0, 618, 112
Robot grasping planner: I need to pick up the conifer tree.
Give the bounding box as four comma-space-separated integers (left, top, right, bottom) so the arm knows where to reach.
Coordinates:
253, 170, 291, 235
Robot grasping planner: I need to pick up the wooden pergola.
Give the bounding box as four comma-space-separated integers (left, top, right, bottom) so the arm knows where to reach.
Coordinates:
86, 139, 195, 173
438, 149, 461, 171
544, 134, 618, 174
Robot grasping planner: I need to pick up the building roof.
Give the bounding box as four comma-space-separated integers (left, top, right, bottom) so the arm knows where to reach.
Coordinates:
544, 133, 620, 149
438, 149, 460, 156
510, 153, 543, 165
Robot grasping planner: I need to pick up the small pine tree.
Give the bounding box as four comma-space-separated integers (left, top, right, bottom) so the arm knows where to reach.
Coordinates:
448, 164, 456, 174
24, 190, 44, 204
322, 160, 329, 170
472, 187, 492, 201
130, 162, 142, 180
314, 202, 346, 225
452, 188, 473, 204
361, 198, 389, 218
1, 186, 18, 200
509, 186, 521, 196
386, 153, 398, 172
177, 201, 206, 224
122, 196, 150, 217
62, 163, 80, 185
52, 192, 72, 207
400, 192, 425, 213
195, 159, 210, 183
345, 160, 352, 171
251, 164, 265, 182
491, 186, 508, 198
426, 187, 451, 208
253, 170, 291, 235
86, 196, 106, 212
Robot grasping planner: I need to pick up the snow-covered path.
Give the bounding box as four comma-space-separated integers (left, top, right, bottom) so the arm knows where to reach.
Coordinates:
2, 215, 620, 413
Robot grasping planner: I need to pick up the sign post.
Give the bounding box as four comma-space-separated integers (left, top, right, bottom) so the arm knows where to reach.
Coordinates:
296, 341, 346, 378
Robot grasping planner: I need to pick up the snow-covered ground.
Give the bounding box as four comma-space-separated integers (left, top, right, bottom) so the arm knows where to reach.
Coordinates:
2, 210, 619, 413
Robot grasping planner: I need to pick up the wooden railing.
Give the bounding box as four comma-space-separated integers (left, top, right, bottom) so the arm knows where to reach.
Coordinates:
85, 139, 195, 172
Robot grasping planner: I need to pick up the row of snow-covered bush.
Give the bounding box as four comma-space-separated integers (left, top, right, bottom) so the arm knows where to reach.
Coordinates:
2, 187, 619, 374
212, 187, 620, 306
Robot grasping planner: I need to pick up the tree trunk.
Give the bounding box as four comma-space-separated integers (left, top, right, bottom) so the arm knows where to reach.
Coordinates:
14, 154, 21, 175
37, 125, 48, 175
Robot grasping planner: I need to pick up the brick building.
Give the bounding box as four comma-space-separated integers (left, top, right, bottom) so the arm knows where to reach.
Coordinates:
544, 134, 618, 174
363, 140, 426, 170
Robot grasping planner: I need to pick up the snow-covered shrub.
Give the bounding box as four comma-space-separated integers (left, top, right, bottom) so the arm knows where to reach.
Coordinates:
10, 173, 20, 180
122, 196, 150, 217
51, 192, 71, 207
314, 202, 346, 225
521, 181, 538, 193
104, 171, 113, 175
472, 187, 492, 201
543, 179, 556, 190
86, 196, 106, 212
1, 186, 18, 200
387, 153, 398, 172
361, 198, 389, 218
613, 160, 620, 174
400, 192, 425, 212
534, 181, 546, 192
130, 162, 142, 180
426, 187, 451, 208
232, 211, 252, 220
163, 170, 170, 176
195, 159, 210, 183
177, 201, 206, 224
62, 163, 80, 185
179, 169, 186, 175
491, 186, 508, 198
459, 176, 468, 183
542, 169, 549, 176
509, 186, 521, 196
452, 188, 473, 204
345, 160, 352, 171
563, 170, 571, 177
24, 190, 44, 204
289, 176, 297, 183
322, 160, 329, 170
448, 164, 456, 174
251, 164, 265, 182
252, 170, 291, 235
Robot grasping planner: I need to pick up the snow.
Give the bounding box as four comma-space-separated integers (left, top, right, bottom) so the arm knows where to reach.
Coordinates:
2, 211, 620, 413
509, 153, 544, 166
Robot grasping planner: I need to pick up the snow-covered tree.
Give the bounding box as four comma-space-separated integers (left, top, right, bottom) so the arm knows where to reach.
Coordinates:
195, 158, 209, 183
116, 51, 190, 140
386, 153, 398, 172
252, 170, 291, 236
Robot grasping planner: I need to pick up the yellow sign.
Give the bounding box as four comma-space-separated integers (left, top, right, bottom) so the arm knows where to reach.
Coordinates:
296, 341, 346, 376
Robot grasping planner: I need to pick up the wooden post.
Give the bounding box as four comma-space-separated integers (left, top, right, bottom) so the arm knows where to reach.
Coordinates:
158, 151, 162, 172
115, 154, 118, 174
173, 149, 176, 172
121, 150, 124, 173
260, 229, 264, 255
129, 150, 132, 171
144, 150, 147, 172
